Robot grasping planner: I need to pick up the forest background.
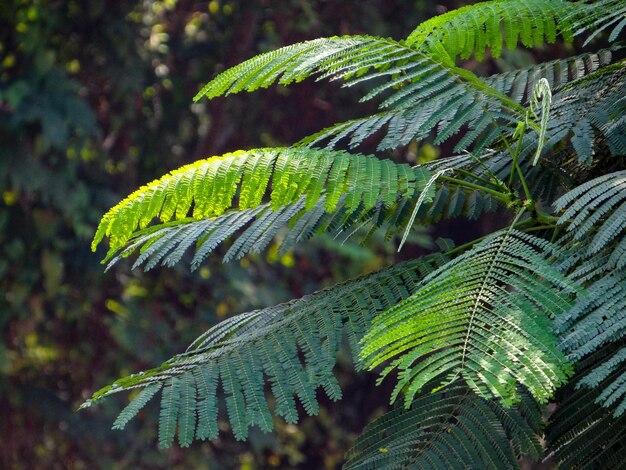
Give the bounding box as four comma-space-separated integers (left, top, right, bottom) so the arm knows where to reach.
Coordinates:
0, 1, 558, 468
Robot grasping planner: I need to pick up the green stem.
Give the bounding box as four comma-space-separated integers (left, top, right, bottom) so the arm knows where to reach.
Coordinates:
522, 224, 557, 233
508, 121, 534, 202
499, 133, 517, 189
451, 168, 503, 190
438, 175, 513, 204
515, 163, 533, 202
550, 224, 565, 243
535, 209, 560, 225
451, 66, 535, 123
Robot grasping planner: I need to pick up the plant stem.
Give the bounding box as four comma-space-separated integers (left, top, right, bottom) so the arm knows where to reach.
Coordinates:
438, 175, 513, 204
507, 121, 534, 202
523, 224, 557, 231
515, 163, 533, 202
451, 168, 503, 190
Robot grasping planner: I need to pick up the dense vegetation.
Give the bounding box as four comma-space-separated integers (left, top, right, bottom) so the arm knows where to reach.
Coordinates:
85, 0, 626, 468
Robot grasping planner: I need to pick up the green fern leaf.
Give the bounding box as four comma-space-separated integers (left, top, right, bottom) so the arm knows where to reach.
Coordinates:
111, 383, 162, 431
361, 230, 578, 407
235, 346, 273, 432
220, 357, 248, 441
92, 147, 431, 259
568, 0, 626, 45
159, 378, 181, 448
303, 58, 626, 159
345, 384, 542, 470
405, 0, 577, 61
98, 159, 452, 271
556, 170, 626, 265
195, 32, 530, 153
177, 372, 197, 447
583, 348, 626, 416
193, 364, 219, 441
555, 271, 626, 416
259, 340, 298, 424
84, 1, 626, 461
83, 256, 448, 444
546, 62, 626, 163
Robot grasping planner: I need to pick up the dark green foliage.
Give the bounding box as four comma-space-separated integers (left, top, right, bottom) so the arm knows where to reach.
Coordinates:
102, 175, 501, 272
83, 256, 448, 446
195, 0, 622, 158
556, 274, 626, 362
483, 47, 617, 104
196, 33, 521, 153
577, 346, 626, 415
546, 63, 626, 163
546, 384, 626, 468
303, 54, 626, 161
554, 171, 626, 419
159, 377, 181, 448
85, 0, 626, 466
554, 273, 626, 416
556, 170, 626, 267
96, 147, 509, 272
569, 0, 626, 44
112, 383, 162, 431
0, 1, 478, 468
345, 384, 543, 469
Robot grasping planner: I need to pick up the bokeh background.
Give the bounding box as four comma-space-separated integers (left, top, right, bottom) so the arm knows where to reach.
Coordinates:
1, 1, 515, 468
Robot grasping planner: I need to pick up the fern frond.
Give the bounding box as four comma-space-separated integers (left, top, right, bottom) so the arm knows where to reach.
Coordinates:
546, 383, 626, 468
103, 163, 509, 272
405, 0, 577, 61
299, 95, 517, 152
361, 229, 578, 408
303, 58, 622, 154
472, 60, 626, 167
92, 147, 432, 259
82, 256, 449, 446
578, 346, 626, 416
111, 383, 162, 431
554, 271, 626, 416
304, 57, 626, 161
555, 241, 614, 284
196, 33, 532, 153
344, 383, 543, 470
545, 61, 626, 163
102, 197, 417, 271
193, 364, 219, 441
158, 377, 181, 448
196, 0, 598, 104
569, 0, 626, 45
177, 372, 197, 447
194, 35, 522, 114
190, 2, 624, 159
98, 148, 514, 272
195, 10, 622, 156
555, 170, 626, 264
485, 47, 617, 105
106, 198, 368, 270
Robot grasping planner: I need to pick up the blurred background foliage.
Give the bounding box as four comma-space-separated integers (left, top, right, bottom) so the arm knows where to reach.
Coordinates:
0, 1, 519, 468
